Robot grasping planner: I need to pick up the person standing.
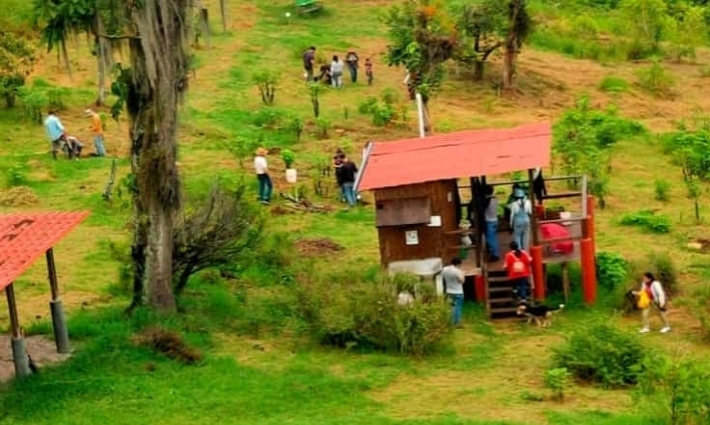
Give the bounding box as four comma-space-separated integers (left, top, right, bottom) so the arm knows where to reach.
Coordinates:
504, 241, 533, 302
634, 272, 671, 333
330, 55, 344, 88
333, 152, 345, 202
254, 147, 273, 205
483, 185, 500, 262
364, 58, 373, 85
345, 50, 359, 83
44, 108, 68, 159
303, 46, 316, 82
84, 109, 107, 157
339, 155, 358, 207
509, 187, 532, 251
442, 257, 465, 327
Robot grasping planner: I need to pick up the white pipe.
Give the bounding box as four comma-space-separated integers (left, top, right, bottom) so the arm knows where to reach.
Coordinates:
416, 92, 425, 138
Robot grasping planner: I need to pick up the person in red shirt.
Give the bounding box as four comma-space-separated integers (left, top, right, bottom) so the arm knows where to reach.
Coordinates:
504, 241, 534, 301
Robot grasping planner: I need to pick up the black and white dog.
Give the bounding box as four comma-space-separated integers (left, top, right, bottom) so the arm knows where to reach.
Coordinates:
516, 301, 565, 328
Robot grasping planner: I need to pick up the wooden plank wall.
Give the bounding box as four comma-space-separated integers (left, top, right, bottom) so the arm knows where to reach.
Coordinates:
374, 180, 460, 266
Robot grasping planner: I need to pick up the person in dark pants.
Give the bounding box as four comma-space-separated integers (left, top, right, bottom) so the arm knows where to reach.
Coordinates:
254, 147, 273, 205
303, 46, 316, 82
339, 155, 358, 207
345, 50, 359, 83
504, 241, 534, 302
365, 58, 373, 85
442, 257, 465, 327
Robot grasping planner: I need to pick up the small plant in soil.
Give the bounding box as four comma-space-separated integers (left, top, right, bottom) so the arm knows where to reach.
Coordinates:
281, 149, 295, 169
252, 70, 279, 105
544, 367, 571, 402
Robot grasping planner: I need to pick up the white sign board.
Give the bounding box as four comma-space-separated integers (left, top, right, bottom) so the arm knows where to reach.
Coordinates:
405, 230, 419, 245
427, 215, 442, 227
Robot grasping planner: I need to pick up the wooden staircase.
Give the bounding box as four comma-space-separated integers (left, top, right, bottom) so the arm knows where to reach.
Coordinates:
485, 268, 523, 320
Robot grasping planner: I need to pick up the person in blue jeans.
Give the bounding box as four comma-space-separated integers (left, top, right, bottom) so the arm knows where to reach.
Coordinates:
338, 155, 358, 207
483, 185, 500, 262
254, 147, 273, 204
442, 257, 465, 327
509, 187, 532, 250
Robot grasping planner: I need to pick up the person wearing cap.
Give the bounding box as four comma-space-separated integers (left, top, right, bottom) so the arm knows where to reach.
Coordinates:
85, 109, 106, 157
509, 186, 532, 251
254, 147, 272, 205
44, 108, 67, 159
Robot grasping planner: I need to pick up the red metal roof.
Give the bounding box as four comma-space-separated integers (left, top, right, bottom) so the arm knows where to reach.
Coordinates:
357, 122, 551, 191
0, 211, 89, 291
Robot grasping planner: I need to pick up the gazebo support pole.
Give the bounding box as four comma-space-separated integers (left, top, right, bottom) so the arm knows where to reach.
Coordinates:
6, 283, 31, 378
46, 248, 70, 354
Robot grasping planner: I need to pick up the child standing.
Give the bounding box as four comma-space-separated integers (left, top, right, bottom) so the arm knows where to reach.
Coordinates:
365, 58, 373, 85
634, 272, 671, 333
504, 241, 534, 302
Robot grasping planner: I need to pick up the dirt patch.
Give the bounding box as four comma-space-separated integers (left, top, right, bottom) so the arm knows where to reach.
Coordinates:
0, 186, 39, 207
132, 327, 203, 365
0, 335, 71, 382
687, 238, 710, 253
294, 238, 344, 257
270, 205, 294, 216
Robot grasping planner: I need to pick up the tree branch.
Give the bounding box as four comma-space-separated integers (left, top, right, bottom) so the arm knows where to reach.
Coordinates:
99, 33, 141, 40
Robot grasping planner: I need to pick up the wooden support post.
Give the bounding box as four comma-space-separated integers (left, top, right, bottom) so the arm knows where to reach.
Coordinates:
46, 249, 70, 354
530, 245, 545, 301
5, 283, 31, 378
469, 177, 482, 267
580, 238, 596, 305
200, 8, 211, 48
586, 195, 596, 256
527, 169, 540, 247
474, 275, 486, 303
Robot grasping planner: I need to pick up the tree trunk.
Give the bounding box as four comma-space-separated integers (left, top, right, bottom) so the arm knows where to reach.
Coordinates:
60, 38, 73, 81
125, 0, 192, 313
502, 40, 516, 90
473, 61, 484, 81
96, 40, 107, 106
219, 0, 227, 32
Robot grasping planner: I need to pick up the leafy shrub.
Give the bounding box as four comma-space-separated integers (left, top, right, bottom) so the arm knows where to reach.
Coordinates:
359, 90, 405, 127
225, 136, 259, 169
281, 149, 295, 169
647, 251, 678, 296
252, 107, 286, 128
551, 323, 648, 388
544, 368, 571, 401
598, 76, 629, 93
636, 60, 675, 98
595, 251, 627, 291
16, 86, 48, 124
619, 209, 672, 233
636, 355, 710, 425
314, 117, 330, 139
286, 116, 304, 141
251, 69, 279, 105
654, 179, 670, 202
295, 276, 452, 356
4, 165, 28, 187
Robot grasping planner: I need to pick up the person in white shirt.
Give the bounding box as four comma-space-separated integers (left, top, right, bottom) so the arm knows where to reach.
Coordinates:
254, 147, 272, 205
509, 187, 532, 250
633, 272, 671, 333
442, 257, 465, 327
330, 55, 344, 88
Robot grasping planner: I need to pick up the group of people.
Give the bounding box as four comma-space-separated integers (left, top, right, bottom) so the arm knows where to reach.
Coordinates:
43, 108, 107, 159
476, 182, 533, 263
302, 46, 373, 87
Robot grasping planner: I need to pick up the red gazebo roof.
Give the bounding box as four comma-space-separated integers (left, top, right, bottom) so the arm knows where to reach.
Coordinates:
357, 122, 551, 191
0, 211, 89, 291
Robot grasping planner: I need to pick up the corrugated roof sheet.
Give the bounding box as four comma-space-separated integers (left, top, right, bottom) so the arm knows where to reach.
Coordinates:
0, 211, 89, 292
357, 122, 551, 191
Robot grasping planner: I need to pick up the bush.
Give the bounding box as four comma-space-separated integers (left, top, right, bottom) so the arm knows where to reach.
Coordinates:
296, 276, 452, 356
281, 149, 295, 169
551, 323, 648, 388
358, 90, 405, 127
251, 69, 279, 105
619, 209, 672, 233
636, 355, 710, 425
599, 76, 629, 93
544, 367, 571, 401
654, 179, 670, 202
314, 117, 330, 139
595, 251, 627, 291
636, 60, 675, 98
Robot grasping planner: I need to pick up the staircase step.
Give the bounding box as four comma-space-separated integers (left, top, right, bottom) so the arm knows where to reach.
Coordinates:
487, 276, 512, 283
488, 287, 512, 294
489, 297, 517, 304
490, 306, 519, 314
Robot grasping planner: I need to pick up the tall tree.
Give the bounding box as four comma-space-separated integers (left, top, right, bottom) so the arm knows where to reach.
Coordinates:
385, 0, 457, 106
0, 31, 36, 108
502, 0, 532, 90
454, 0, 506, 81
122, 0, 193, 312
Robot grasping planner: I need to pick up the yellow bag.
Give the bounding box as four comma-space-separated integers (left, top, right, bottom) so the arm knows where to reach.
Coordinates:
637, 290, 651, 309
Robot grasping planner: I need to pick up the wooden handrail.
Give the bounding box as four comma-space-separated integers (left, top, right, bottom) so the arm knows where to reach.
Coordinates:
538, 216, 585, 225
539, 235, 583, 245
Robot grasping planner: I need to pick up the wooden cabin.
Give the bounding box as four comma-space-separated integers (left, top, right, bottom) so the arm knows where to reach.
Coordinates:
356, 122, 598, 319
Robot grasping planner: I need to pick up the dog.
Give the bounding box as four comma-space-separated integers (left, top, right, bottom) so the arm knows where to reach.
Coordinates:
625, 289, 639, 311
516, 301, 565, 328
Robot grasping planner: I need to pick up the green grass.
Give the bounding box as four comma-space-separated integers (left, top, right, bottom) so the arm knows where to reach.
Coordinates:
2, 0, 710, 423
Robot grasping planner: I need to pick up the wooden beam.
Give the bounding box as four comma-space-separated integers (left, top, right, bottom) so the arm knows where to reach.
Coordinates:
46, 248, 60, 301
5, 283, 21, 338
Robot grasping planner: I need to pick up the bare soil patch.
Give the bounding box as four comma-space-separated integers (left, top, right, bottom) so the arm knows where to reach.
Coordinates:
294, 238, 344, 257
0, 335, 71, 383
0, 186, 39, 207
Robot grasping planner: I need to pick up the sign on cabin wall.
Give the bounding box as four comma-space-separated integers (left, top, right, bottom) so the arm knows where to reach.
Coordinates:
405, 230, 419, 245
375, 196, 431, 227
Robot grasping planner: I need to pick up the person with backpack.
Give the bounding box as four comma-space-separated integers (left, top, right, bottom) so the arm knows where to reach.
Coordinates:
634, 272, 671, 333
504, 241, 533, 302
483, 185, 500, 262
509, 186, 532, 251
442, 257, 465, 327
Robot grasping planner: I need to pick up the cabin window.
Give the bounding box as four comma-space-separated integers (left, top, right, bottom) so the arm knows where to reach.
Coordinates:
375, 196, 432, 227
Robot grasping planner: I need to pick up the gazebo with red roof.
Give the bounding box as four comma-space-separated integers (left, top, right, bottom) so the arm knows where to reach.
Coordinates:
0, 211, 89, 378
356, 122, 597, 319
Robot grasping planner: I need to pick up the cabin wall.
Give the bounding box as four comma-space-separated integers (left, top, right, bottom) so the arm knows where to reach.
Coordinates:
374, 180, 460, 267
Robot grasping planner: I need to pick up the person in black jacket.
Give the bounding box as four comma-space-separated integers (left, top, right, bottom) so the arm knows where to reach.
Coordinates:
339, 155, 358, 207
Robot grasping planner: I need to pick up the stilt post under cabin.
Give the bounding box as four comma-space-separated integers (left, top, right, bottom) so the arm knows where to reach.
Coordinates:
46, 248, 70, 354
528, 168, 544, 301
469, 177, 482, 267
5, 283, 31, 378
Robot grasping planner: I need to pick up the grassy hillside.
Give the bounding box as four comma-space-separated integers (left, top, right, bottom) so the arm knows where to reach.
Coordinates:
1, 0, 710, 424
